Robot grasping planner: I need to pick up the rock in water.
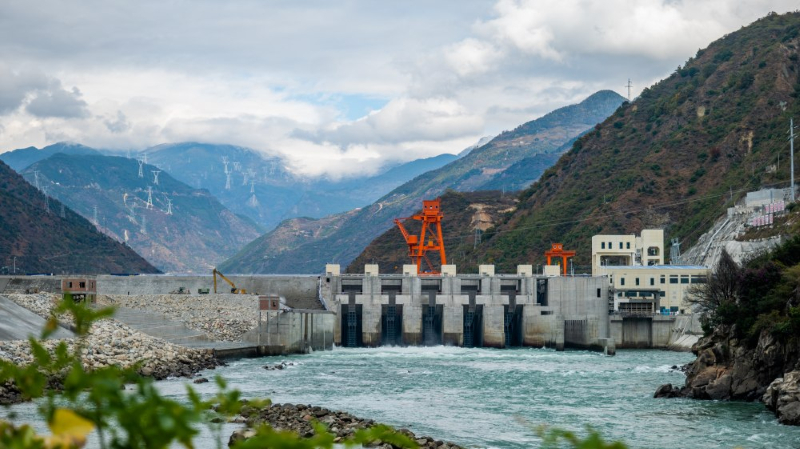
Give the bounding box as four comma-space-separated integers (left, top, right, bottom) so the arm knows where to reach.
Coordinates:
763, 371, 800, 425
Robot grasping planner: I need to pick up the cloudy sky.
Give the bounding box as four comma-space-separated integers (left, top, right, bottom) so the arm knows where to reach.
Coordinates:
0, 1, 796, 178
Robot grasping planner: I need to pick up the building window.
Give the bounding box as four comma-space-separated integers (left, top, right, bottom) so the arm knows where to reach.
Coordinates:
68, 282, 73, 288
670, 275, 678, 284
79, 282, 86, 288
680, 276, 689, 284
660, 275, 665, 284
635, 277, 640, 286
621, 277, 625, 286
650, 278, 655, 286
601, 242, 605, 249
648, 246, 660, 256
626, 242, 631, 249
608, 242, 612, 249
597, 288, 601, 298
619, 242, 623, 249
691, 275, 707, 284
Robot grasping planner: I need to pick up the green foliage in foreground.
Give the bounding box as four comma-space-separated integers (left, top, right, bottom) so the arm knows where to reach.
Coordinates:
0, 296, 626, 448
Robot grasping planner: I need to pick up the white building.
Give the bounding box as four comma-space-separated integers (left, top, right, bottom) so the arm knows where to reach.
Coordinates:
603, 265, 709, 314
591, 229, 664, 276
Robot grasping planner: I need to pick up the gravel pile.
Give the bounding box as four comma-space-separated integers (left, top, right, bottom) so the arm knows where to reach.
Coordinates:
4, 293, 60, 319
0, 294, 219, 405
229, 403, 464, 449
99, 294, 259, 341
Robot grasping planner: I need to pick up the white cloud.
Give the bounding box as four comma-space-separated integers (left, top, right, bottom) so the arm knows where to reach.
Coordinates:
0, 1, 798, 177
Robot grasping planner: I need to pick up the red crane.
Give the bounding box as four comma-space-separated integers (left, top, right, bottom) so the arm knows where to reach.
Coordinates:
394, 198, 447, 275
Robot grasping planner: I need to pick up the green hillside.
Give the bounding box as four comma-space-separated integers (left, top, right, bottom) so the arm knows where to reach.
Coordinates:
0, 160, 158, 275
464, 11, 800, 273
347, 190, 517, 273
25, 154, 263, 273
220, 90, 624, 273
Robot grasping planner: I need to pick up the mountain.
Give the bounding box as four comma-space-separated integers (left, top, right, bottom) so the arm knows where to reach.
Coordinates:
143, 142, 457, 230
462, 11, 800, 273
0, 160, 157, 275
0, 142, 101, 172
23, 154, 262, 273
219, 90, 624, 273
347, 190, 517, 273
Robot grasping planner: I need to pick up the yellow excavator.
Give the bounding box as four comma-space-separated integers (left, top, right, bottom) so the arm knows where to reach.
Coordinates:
212, 268, 246, 294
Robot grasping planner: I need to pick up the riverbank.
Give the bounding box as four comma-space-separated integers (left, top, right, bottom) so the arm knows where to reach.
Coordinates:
655, 324, 800, 425
230, 402, 464, 449
0, 294, 219, 405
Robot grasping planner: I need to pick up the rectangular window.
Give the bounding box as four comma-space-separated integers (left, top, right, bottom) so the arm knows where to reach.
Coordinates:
650, 278, 654, 286
68, 281, 73, 288
691, 275, 707, 284
619, 242, 623, 249
660, 275, 665, 284
608, 242, 612, 249
620, 277, 625, 286
601, 242, 605, 249
79, 282, 86, 288
626, 242, 631, 249
680, 276, 690, 284
670, 275, 678, 284
596, 288, 601, 298
635, 277, 640, 286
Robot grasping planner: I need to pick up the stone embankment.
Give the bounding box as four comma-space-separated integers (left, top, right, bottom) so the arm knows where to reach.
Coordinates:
98, 294, 259, 341
655, 324, 800, 425
0, 294, 218, 404
229, 403, 464, 449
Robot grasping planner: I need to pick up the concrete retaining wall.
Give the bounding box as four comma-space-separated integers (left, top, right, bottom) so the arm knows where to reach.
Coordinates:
242, 310, 335, 353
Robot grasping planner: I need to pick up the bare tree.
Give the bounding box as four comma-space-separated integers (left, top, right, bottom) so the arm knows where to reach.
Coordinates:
686, 249, 740, 315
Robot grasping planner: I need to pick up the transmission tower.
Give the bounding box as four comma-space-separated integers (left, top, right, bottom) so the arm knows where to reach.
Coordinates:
222, 156, 230, 174
233, 161, 241, 172
225, 172, 231, 190
248, 193, 259, 207
151, 170, 161, 185
146, 186, 154, 209
165, 197, 173, 215
143, 153, 148, 164
60, 203, 66, 219
474, 228, 482, 249
137, 159, 144, 178
624, 78, 633, 101
42, 187, 50, 213
93, 205, 99, 225
140, 214, 147, 235
250, 179, 255, 194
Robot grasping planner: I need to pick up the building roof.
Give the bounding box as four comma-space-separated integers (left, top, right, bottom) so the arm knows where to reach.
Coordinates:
603, 265, 707, 270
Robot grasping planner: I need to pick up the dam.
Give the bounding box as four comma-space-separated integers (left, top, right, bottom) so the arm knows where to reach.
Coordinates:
3, 263, 707, 355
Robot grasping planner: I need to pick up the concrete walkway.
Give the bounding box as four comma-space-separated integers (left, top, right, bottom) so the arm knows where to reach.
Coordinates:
0, 296, 73, 341
111, 307, 261, 358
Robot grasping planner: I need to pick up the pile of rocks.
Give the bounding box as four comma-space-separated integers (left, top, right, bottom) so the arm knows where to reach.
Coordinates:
763, 371, 800, 425
5, 293, 60, 319
0, 318, 217, 380
0, 294, 220, 405
229, 403, 463, 449
100, 294, 259, 341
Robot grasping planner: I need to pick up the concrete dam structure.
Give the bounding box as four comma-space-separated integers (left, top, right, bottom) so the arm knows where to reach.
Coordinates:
321, 264, 615, 353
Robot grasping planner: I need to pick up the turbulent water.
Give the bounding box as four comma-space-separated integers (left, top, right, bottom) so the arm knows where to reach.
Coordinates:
5, 347, 800, 448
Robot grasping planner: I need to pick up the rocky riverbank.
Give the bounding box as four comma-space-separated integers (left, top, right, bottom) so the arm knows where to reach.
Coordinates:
655, 324, 800, 425
0, 294, 219, 404
98, 294, 258, 341
229, 402, 464, 449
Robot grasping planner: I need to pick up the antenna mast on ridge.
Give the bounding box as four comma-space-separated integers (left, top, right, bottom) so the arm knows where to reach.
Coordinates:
625, 79, 633, 101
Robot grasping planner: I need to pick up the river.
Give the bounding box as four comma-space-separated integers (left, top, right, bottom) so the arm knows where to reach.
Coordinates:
5, 347, 800, 448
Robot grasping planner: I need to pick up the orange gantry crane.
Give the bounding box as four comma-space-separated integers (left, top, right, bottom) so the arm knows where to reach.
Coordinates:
394, 198, 447, 275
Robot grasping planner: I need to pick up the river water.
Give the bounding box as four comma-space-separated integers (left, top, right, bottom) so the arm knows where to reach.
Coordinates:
5, 347, 800, 448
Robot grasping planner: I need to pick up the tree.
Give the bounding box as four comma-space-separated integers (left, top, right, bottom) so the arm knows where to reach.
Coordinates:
687, 249, 740, 317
